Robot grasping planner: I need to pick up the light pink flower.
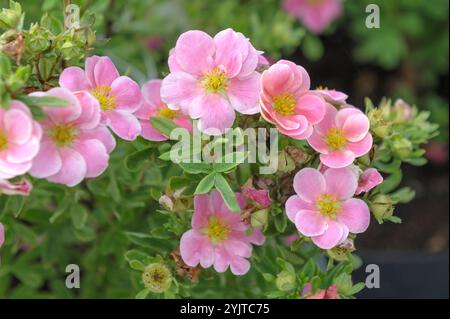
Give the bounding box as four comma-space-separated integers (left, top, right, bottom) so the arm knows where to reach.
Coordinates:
307, 104, 373, 168
0, 178, 32, 195
29, 88, 115, 187
180, 190, 265, 276
134, 80, 192, 141
302, 283, 340, 299
59, 56, 142, 141
0, 100, 42, 180
315, 88, 348, 106
0, 222, 4, 248
283, 0, 342, 34
286, 167, 370, 249
260, 60, 326, 140
356, 168, 383, 195
161, 28, 263, 135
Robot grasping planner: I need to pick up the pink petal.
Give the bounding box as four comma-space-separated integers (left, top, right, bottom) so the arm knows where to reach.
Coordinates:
180, 230, 208, 267
307, 130, 329, 154
47, 148, 87, 187
72, 91, 101, 130
196, 95, 235, 135
6, 137, 40, 164
356, 168, 383, 195
105, 110, 141, 141
323, 167, 358, 200
85, 55, 101, 87
93, 56, 119, 87
293, 168, 326, 203
4, 109, 32, 144
72, 139, 109, 178
343, 114, 370, 142
295, 92, 326, 124
335, 107, 362, 128
261, 63, 295, 98
192, 194, 213, 229
314, 103, 337, 135
229, 256, 251, 276
29, 140, 62, 178
77, 126, 116, 154
59, 67, 90, 91
338, 198, 370, 234
213, 245, 231, 273
285, 195, 315, 222
346, 133, 373, 157
295, 209, 328, 237
311, 220, 344, 249
247, 228, 265, 246
110, 76, 142, 112
160, 72, 202, 112
320, 150, 355, 168
36, 88, 81, 124
173, 30, 215, 75
140, 120, 167, 142
0, 158, 31, 177
227, 72, 261, 115
141, 79, 163, 109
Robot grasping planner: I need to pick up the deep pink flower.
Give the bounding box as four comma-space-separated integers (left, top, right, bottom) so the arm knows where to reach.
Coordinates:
356, 168, 383, 195
303, 283, 340, 299
0, 178, 32, 195
0, 100, 42, 180
161, 28, 263, 135
0, 222, 4, 248
29, 88, 115, 187
59, 56, 142, 141
315, 88, 348, 106
283, 0, 342, 34
134, 80, 192, 141
180, 190, 265, 275
307, 104, 373, 168
286, 167, 370, 249
260, 60, 326, 140
241, 179, 272, 209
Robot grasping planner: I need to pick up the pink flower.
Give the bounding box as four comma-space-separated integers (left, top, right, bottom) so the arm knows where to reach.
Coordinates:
283, 0, 342, 34
302, 283, 340, 299
0, 222, 4, 248
180, 190, 265, 275
161, 28, 262, 135
356, 168, 383, 195
29, 88, 115, 187
0, 100, 42, 180
0, 178, 32, 195
59, 56, 142, 141
315, 88, 348, 106
134, 80, 192, 141
286, 167, 370, 249
308, 104, 373, 168
260, 60, 326, 140
241, 178, 272, 209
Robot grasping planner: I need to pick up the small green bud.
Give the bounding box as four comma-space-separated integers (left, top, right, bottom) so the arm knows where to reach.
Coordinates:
6, 65, 30, 91
368, 109, 391, 138
59, 41, 83, 61
392, 136, 413, 159
251, 209, 268, 228
275, 271, 297, 292
277, 151, 296, 174
142, 263, 172, 294
0, 1, 23, 30
370, 194, 395, 223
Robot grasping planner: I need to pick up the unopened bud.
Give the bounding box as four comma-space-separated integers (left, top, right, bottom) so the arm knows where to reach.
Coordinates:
370, 194, 394, 223
0, 1, 23, 30
251, 209, 268, 228
275, 270, 296, 292
392, 136, 413, 159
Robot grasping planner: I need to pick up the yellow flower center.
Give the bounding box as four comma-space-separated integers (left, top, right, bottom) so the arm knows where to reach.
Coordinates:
273, 93, 296, 116
201, 68, 229, 93
315, 194, 342, 218
0, 131, 8, 151
307, 0, 325, 6
49, 124, 77, 147
324, 128, 347, 150
158, 106, 178, 119
205, 216, 231, 244
91, 85, 117, 111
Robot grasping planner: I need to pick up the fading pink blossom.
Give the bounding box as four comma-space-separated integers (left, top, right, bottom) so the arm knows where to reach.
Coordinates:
283, 0, 342, 34
241, 178, 272, 209
161, 28, 263, 135
30, 88, 115, 187
260, 60, 326, 140
315, 88, 348, 106
0, 222, 4, 248
0, 178, 32, 195
286, 167, 370, 249
356, 168, 383, 195
308, 104, 373, 168
302, 283, 340, 299
59, 56, 142, 141
180, 190, 265, 275
134, 80, 192, 141
0, 100, 42, 179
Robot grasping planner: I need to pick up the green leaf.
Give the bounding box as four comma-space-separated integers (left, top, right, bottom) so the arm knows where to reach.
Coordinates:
136, 289, 150, 299
125, 147, 154, 171
178, 162, 212, 174
348, 282, 366, 295
150, 116, 179, 138
4, 195, 25, 218
214, 174, 240, 212
212, 152, 247, 173
18, 95, 70, 107
195, 173, 216, 194
129, 260, 146, 271
70, 205, 88, 229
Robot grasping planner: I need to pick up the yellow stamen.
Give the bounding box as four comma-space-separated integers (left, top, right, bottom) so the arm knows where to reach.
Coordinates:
205, 216, 231, 244
201, 68, 229, 93
49, 124, 77, 147
91, 85, 117, 111
273, 93, 296, 116
158, 106, 178, 119
324, 128, 347, 150
307, 0, 325, 6
0, 131, 8, 151
315, 194, 342, 218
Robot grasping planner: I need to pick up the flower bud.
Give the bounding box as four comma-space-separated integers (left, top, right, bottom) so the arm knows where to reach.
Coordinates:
392, 99, 413, 123
0, 1, 23, 30
59, 41, 83, 61
327, 238, 355, 261
392, 136, 413, 159
368, 108, 391, 138
251, 209, 268, 228
277, 151, 296, 174
142, 263, 172, 293
370, 194, 395, 223
275, 270, 297, 292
